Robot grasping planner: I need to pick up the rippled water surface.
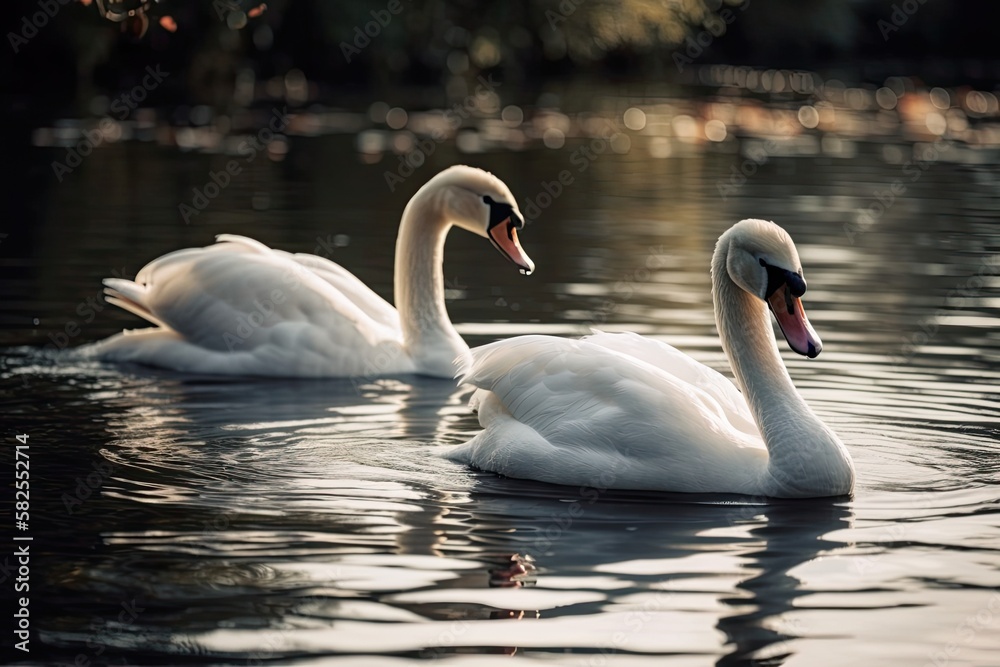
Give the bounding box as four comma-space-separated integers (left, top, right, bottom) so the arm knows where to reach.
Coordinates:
2, 138, 999, 665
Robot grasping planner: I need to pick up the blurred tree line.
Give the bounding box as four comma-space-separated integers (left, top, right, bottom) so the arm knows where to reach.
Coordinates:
3, 0, 1000, 121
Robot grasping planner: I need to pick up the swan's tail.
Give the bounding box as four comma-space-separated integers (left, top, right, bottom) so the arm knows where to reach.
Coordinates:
102, 278, 169, 329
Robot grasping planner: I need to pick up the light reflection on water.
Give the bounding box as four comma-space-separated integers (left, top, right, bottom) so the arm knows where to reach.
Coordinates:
2, 137, 999, 666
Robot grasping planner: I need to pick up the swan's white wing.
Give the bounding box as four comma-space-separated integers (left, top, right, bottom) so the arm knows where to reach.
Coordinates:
91, 236, 414, 377
448, 335, 766, 493
282, 250, 399, 331
584, 331, 758, 437
217, 234, 400, 332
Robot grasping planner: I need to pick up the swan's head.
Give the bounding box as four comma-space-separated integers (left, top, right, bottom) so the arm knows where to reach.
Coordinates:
423, 165, 535, 275
721, 219, 822, 358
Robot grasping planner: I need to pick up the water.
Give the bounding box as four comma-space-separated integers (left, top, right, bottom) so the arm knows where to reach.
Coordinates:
2, 136, 999, 665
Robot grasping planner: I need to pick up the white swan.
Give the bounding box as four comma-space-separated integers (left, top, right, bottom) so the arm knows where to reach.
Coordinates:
90, 165, 534, 378
446, 219, 855, 498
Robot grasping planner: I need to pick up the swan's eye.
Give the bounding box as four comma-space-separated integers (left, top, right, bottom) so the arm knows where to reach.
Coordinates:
761, 259, 807, 298
483, 196, 521, 230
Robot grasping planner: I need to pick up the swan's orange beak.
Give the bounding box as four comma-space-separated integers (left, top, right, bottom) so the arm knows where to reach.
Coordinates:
767, 283, 822, 358
489, 218, 535, 275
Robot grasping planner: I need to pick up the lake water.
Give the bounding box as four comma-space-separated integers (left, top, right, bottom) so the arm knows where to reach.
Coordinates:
2, 135, 999, 666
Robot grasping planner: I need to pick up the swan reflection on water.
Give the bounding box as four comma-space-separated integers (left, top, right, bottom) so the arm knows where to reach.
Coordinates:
20, 363, 853, 664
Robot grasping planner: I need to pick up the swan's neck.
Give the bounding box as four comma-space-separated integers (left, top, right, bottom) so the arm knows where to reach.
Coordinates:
712, 242, 854, 497
394, 190, 469, 376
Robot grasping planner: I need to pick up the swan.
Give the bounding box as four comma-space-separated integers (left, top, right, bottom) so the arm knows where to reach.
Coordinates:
445, 219, 855, 498
89, 165, 534, 378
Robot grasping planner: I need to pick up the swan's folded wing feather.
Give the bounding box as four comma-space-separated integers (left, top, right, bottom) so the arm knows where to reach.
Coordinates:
207, 236, 400, 331
462, 335, 762, 458
582, 330, 759, 437
452, 335, 766, 491
283, 251, 400, 331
